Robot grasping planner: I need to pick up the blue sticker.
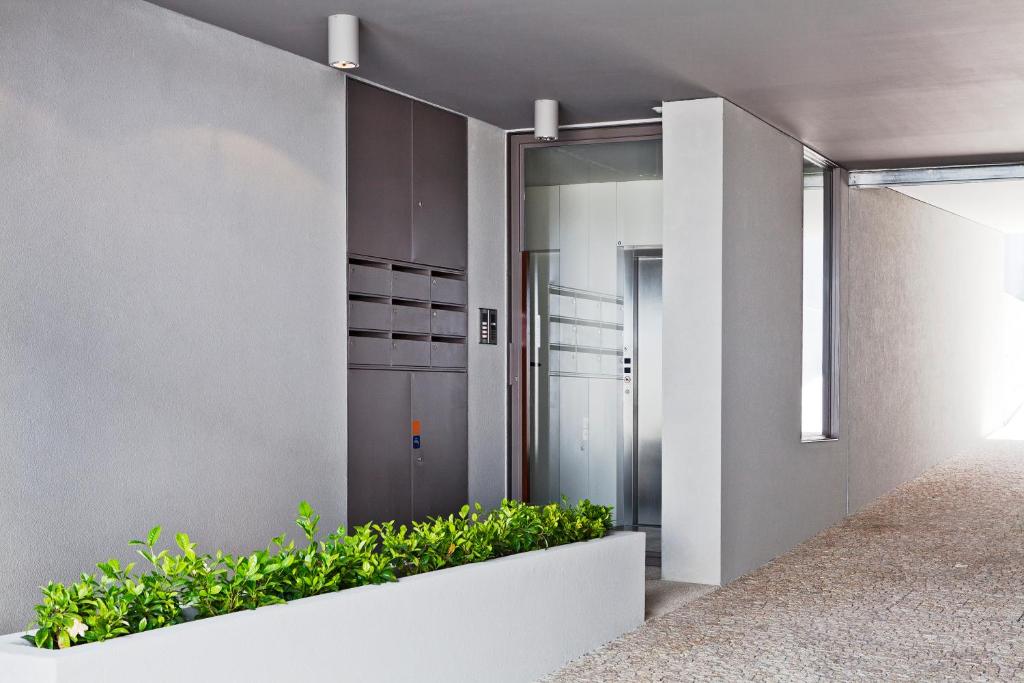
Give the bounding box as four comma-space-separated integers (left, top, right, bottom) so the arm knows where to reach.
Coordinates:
412, 435, 421, 449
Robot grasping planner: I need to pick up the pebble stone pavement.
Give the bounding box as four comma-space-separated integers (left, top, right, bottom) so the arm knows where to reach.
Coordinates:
544, 448, 1024, 682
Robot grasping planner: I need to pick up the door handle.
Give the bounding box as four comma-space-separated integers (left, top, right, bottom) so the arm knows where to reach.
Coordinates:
508, 341, 515, 386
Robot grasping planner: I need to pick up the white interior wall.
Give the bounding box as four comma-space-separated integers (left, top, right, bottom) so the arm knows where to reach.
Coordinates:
523, 180, 661, 516
526, 182, 663, 254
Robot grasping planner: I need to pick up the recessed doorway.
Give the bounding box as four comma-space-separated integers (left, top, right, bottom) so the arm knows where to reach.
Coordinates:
508, 125, 664, 564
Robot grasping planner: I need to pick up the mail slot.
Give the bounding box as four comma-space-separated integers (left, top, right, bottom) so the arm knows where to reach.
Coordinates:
393, 305, 430, 334
430, 277, 466, 306
392, 271, 430, 301
348, 300, 391, 331
392, 339, 430, 367
348, 264, 391, 297
348, 336, 390, 365
430, 309, 467, 336
430, 341, 466, 368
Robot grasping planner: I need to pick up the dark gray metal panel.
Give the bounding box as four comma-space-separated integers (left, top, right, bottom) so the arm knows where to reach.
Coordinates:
392, 271, 430, 300
348, 336, 392, 365
348, 300, 392, 331
349, 263, 392, 297
411, 371, 468, 520
411, 102, 468, 270
347, 80, 412, 262
430, 277, 467, 305
392, 339, 431, 367
431, 341, 467, 368
348, 370, 412, 527
430, 309, 467, 337
393, 304, 431, 334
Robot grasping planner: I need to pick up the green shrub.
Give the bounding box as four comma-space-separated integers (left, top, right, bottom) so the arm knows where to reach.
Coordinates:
26, 498, 612, 649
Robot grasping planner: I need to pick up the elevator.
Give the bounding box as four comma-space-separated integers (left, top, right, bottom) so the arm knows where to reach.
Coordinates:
619, 249, 663, 562
511, 126, 664, 565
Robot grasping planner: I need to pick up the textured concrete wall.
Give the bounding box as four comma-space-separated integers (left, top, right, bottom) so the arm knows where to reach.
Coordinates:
719, 103, 847, 583
467, 119, 508, 509
846, 188, 1006, 509
0, 0, 347, 632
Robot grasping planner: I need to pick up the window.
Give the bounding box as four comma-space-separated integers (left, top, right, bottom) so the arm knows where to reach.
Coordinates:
802, 150, 838, 440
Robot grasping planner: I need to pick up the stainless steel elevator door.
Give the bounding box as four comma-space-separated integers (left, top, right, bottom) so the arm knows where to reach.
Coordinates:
635, 256, 663, 526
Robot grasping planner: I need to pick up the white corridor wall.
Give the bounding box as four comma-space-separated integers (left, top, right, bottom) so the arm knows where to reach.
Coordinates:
846, 188, 1021, 508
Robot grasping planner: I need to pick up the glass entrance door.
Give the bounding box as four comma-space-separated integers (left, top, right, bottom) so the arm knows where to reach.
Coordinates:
515, 133, 663, 539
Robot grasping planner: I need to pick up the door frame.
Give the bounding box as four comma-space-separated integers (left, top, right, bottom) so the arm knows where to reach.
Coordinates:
506, 123, 663, 501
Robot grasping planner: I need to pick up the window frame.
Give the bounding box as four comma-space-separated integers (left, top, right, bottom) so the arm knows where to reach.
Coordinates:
802, 148, 841, 442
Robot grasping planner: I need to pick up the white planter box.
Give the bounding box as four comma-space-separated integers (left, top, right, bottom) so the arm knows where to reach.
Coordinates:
0, 532, 644, 683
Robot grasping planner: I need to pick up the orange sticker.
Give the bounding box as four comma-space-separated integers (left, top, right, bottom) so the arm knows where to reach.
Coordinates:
411, 420, 421, 436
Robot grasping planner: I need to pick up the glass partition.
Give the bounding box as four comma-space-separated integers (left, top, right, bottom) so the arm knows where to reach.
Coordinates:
522, 139, 662, 526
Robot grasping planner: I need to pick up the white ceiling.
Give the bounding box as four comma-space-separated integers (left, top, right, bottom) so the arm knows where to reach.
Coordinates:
146, 0, 1024, 169
890, 181, 1024, 234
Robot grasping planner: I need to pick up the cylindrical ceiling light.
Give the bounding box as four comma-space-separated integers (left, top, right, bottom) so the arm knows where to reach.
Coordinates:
328, 14, 359, 69
534, 99, 559, 141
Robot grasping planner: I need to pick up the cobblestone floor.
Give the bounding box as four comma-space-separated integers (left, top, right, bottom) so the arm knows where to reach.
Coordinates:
644, 567, 716, 621
546, 448, 1024, 682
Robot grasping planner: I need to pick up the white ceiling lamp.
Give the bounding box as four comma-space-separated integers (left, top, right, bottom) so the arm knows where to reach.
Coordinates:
534, 99, 559, 141
328, 14, 359, 69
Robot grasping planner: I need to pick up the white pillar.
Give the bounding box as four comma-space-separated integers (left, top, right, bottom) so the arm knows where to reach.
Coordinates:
660, 98, 725, 585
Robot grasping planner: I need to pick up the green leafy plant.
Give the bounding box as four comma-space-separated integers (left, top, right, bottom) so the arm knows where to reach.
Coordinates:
26, 498, 612, 649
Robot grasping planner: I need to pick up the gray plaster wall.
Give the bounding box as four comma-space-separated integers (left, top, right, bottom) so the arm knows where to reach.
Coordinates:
846, 188, 1006, 510
663, 100, 1010, 584
0, 0, 347, 633
662, 98, 849, 585
467, 118, 508, 510
719, 102, 848, 583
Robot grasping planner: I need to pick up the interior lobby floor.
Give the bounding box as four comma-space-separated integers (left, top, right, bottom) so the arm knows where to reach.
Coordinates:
546, 444, 1024, 681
